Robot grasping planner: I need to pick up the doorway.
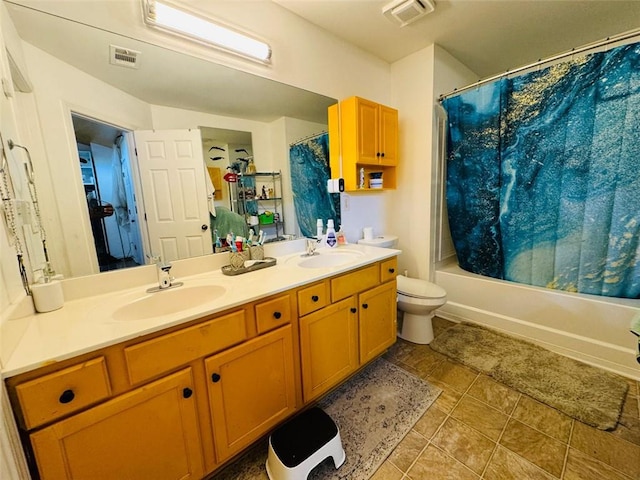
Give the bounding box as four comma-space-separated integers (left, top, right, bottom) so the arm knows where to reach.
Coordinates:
72, 114, 146, 271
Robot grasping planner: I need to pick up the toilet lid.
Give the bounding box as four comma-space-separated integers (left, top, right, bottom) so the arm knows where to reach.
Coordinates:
397, 275, 446, 299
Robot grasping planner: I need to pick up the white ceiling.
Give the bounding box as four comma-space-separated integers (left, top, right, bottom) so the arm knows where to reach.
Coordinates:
274, 0, 640, 77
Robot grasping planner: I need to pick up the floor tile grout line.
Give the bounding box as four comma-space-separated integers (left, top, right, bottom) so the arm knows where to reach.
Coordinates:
559, 420, 575, 479
478, 391, 521, 479
396, 370, 481, 478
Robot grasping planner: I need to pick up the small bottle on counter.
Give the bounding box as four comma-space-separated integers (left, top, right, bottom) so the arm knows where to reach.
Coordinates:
337, 225, 347, 245
316, 219, 324, 240
326, 219, 337, 248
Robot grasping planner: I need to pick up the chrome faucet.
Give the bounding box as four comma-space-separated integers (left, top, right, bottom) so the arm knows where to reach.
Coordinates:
303, 237, 320, 257
147, 255, 183, 292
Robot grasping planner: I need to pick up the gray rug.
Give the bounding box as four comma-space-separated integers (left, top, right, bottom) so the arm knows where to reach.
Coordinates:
211, 358, 441, 480
430, 322, 628, 430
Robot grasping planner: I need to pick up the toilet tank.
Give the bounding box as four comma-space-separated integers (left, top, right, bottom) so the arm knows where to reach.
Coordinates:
357, 235, 398, 249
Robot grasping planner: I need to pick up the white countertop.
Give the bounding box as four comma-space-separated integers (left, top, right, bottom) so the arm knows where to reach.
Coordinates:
1, 243, 399, 378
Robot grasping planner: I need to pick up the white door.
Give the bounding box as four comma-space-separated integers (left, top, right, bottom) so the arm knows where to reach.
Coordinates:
134, 129, 213, 262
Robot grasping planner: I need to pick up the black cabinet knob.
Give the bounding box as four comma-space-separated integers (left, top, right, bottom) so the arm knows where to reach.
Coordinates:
273, 311, 282, 320
183, 387, 193, 399
376, 152, 381, 157
362, 303, 369, 309
350, 307, 357, 314
311, 295, 319, 302
59, 389, 75, 404
389, 268, 395, 273
211, 373, 221, 383
381, 152, 385, 158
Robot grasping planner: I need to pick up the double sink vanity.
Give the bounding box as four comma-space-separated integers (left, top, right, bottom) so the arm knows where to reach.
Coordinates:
2, 241, 400, 480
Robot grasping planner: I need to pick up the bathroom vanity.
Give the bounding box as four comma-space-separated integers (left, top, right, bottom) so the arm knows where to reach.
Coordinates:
2, 244, 398, 480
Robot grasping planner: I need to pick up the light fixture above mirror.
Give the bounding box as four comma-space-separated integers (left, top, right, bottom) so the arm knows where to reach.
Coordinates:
142, 0, 272, 63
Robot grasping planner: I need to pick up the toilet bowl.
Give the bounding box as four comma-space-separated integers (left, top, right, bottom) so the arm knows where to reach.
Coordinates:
396, 275, 447, 344
357, 234, 447, 344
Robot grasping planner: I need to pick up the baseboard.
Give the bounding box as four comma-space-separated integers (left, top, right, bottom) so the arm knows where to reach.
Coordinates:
437, 303, 640, 381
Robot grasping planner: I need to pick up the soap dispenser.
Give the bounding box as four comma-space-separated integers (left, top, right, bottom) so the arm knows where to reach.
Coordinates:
326, 219, 337, 248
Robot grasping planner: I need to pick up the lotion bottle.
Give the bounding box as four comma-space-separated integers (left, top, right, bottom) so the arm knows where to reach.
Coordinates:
326, 219, 337, 248
316, 219, 324, 240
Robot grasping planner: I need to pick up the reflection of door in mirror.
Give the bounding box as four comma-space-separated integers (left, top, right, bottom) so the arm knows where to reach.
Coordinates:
73, 115, 146, 272
134, 129, 214, 262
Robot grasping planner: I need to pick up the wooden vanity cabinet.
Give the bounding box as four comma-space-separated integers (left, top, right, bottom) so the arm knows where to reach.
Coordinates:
6, 258, 397, 480
299, 296, 359, 402
205, 325, 297, 462
29, 368, 204, 480
298, 260, 398, 403
329, 96, 398, 191
359, 281, 397, 364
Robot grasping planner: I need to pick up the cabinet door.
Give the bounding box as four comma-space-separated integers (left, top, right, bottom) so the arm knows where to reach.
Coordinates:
299, 297, 359, 403
359, 281, 397, 364
30, 369, 203, 480
378, 105, 398, 166
356, 97, 380, 165
205, 325, 296, 463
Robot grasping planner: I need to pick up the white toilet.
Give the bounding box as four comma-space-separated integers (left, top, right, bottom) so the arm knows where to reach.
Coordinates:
358, 234, 447, 344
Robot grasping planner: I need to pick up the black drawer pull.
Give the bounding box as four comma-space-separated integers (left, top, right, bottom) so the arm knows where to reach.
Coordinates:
311, 295, 319, 302
273, 311, 282, 320
350, 307, 357, 314
389, 268, 395, 273
59, 389, 75, 404
362, 303, 369, 309
211, 373, 221, 383
183, 387, 193, 399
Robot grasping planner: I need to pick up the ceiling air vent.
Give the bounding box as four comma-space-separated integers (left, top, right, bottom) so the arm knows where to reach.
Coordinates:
109, 45, 141, 69
382, 0, 435, 27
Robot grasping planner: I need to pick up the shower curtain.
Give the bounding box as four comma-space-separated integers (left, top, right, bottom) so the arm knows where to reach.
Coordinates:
289, 133, 340, 238
443, 41, 640, 299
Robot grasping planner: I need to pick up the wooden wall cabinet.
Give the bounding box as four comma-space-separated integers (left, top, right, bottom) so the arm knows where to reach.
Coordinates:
329, 96, 398, 191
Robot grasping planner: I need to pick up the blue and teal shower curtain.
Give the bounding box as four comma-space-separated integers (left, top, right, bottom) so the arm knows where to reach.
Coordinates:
443, 41, 640, 299
289, 133, 340, 238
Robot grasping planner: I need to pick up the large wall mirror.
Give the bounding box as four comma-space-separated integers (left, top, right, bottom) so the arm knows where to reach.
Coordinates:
4, 1, 337, 278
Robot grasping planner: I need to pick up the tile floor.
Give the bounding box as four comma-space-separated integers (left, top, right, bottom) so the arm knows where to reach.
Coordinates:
375, 317, 640, 480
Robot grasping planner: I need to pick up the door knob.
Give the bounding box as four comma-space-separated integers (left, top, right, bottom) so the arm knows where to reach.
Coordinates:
201, 224, 209, 231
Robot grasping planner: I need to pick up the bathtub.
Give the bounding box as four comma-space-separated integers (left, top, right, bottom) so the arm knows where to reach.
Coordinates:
435, 260, 640, 380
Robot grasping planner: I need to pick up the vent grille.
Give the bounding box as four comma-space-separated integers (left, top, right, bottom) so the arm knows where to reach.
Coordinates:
109, 45, 141, 69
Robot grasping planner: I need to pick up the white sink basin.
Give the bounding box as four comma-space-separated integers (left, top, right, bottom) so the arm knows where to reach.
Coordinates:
111, 285, 226, 321
287, 249, 365, 268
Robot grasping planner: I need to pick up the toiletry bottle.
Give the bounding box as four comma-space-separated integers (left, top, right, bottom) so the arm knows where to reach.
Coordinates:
326, 219, 337, 248
337, 225, 347, 245
316, 219, 324, 240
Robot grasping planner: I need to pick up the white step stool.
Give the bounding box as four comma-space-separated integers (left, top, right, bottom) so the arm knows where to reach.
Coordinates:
266, 407, 346, 480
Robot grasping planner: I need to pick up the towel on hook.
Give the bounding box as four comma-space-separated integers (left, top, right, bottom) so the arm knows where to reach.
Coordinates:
204, 165, 217, 217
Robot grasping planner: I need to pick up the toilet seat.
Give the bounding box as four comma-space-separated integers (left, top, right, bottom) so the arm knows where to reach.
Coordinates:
397, 275, 446, 300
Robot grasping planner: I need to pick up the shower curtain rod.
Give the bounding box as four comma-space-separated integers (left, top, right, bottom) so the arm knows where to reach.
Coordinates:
290, 131, 327, 147
438, 28, 640, 102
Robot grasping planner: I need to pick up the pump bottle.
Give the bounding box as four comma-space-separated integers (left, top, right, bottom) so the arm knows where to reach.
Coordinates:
326, 219, 337, 248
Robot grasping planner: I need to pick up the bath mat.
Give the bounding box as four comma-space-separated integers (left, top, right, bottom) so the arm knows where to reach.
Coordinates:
211, 357, 441, 480
430, 322, 629, 430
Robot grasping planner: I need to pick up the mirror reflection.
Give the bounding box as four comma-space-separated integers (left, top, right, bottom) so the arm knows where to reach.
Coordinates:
6, 2, 337, 277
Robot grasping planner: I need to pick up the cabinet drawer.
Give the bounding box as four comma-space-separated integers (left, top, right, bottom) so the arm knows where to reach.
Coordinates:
297, 281, 329, 317
255, 294, 291, 334
380, 257, 398, 283
124, 310, 247, 385
331, 264, 379, 302
15, 357, 111, 430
